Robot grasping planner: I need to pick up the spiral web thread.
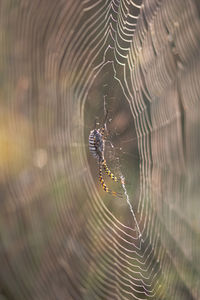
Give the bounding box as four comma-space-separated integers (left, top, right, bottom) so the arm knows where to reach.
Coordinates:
0, 0, 200, 299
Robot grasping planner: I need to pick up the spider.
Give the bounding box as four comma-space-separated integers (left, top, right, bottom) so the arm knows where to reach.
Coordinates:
89, 111, 122, 198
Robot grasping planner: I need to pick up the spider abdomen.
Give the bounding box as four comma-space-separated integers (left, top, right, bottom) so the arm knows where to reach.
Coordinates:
89, 129, 104, 161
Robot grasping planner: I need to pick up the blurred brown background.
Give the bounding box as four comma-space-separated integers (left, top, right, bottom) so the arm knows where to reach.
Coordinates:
0, 1, 200, 299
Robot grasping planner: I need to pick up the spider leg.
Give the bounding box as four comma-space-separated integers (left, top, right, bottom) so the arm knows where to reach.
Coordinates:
99, 162, 123, 198
103, 109, 108, 125
102, 159, 118, 182
99, 109, 109, 137
94, 117, 98, 129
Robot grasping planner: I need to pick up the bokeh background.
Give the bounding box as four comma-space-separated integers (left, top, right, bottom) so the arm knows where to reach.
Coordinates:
0, 0, 200, 299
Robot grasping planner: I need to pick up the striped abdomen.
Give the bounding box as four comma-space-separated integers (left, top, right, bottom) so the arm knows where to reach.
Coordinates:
89, 129, 104, 161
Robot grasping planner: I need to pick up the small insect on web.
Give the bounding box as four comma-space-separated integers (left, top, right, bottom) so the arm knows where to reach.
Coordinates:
88, 110, 123, 198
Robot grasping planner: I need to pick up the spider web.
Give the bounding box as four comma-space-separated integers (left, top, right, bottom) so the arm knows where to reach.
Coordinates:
0, 0, 200, 299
